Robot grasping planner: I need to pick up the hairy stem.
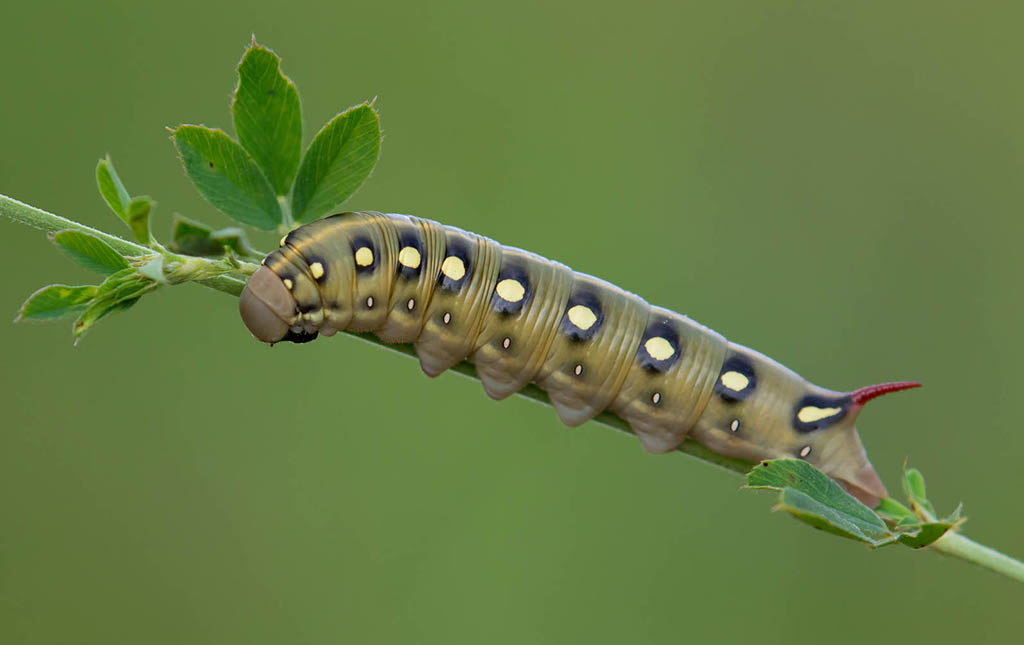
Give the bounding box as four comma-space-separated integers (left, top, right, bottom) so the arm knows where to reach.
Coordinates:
931, 532, 1024, 583
0, 194, 248, 295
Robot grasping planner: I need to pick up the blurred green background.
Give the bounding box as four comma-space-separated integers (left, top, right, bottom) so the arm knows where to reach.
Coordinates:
2, 1, 1023, 642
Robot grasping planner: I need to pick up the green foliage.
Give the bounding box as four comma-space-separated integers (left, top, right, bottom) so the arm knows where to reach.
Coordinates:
233, 42, 302, 195
291, 103, 381, 224
50, 230, 130, 275
71, 267, 155, 344
96, 156, 155, 245
127, 196, 154, 245
13, 38, 382, 343
170, 214, 256, 258
746, 459, 962, 549
171, 125, 283, 230
96, 155, 131, 220
172, 39, 380, 232
17, 285, 97, 321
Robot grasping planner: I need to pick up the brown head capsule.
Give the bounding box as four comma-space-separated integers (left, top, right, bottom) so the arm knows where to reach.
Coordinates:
239, 266, 296, 343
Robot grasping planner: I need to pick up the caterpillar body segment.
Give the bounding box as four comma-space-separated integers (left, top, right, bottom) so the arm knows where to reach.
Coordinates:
240, 212, 919, 508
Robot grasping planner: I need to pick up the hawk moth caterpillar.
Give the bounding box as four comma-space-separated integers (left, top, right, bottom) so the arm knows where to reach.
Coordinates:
239, 211, 919, 506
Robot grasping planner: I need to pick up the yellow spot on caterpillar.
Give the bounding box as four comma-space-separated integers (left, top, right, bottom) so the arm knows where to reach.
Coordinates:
441, 256, 466, 281
567, 305, 597, 330
309, 262, 324, 279
398, 246, 421, 269
355, 247, 374, 267
720, 371, 749, 392
283, 278, 293, 290
279, 235, 288, 247
644, 336, 675, 361
495, 279, 526, 302
797, 406, 842, 423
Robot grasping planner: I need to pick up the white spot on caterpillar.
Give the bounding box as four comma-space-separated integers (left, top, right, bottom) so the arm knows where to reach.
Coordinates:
652, 392, 661, 405
407, 298, 415, 311
567, 305, 597, 330
366, 296, 374, 308
720, 371, 750, 392
355, 246, 374, 267
441, 256, 466, 281
573, 364, 583, 376
398, 246, 421, 269
797, 406, 842, 423
644, 336, 675, 361
495, 278, 526, 303
443, 312, 452, 325
283, 278, 294, 290
730, 419, 740, 432
502, 337, 511, 349
309, 262, 325, 279
799, 445, 812, 458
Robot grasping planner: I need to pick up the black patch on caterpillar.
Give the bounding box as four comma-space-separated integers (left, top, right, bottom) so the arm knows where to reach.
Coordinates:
792, 394, 851, 433
714, 355, 757, 403
637, 319, 681, 372
297, 301, 319, 314
560, 290, 604, 341
491, 263, 532, 315
439, 237, 472, 292
350, 236, 377, 274
396, 229, 423, 279
283, 329, 318, 344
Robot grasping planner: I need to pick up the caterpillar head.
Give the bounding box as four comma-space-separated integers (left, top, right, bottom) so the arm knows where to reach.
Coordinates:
693, 346, 919, 508
239, 265, 317, 344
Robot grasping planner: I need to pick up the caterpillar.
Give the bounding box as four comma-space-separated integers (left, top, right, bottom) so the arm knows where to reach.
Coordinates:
239, 211, 919, 507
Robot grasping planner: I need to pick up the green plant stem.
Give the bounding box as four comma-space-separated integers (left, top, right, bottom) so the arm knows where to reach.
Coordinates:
0, 194, 248, 295
4, 191, 1024, 585
930, 532, 1024, 583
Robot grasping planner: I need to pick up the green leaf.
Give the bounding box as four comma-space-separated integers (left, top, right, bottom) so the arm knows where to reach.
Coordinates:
746, 460, 962, 549
127, 196, 153, 245
897, 521, 958, 549
170, 215, 258, 257
96, 155, 131, 220
903, 467, 937, 517
172, 125, 282, 230
72, 268, 154, 344
291, 103, 380, 224
233, 42, 302, 195
50, 230, 131, 275
16, 284, 97, 321
875, 497, 915, 524
746, 459, 896, 547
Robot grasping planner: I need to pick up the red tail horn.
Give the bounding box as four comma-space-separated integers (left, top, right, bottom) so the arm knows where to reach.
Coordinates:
850, 381, 921, 406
